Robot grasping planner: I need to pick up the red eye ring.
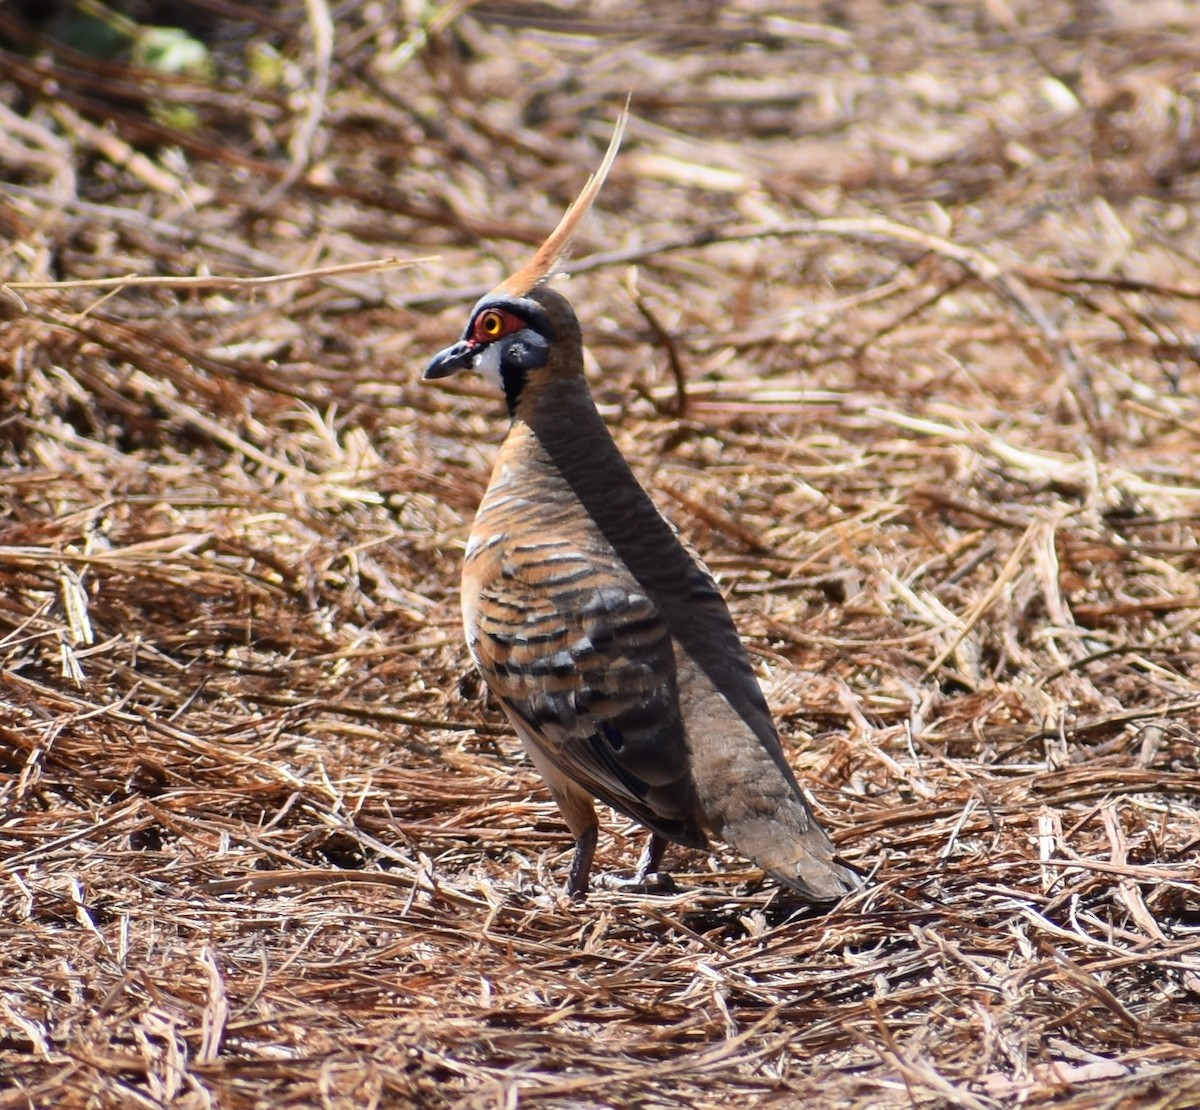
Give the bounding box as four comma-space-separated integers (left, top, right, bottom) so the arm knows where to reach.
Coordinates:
479, 309, 505, 338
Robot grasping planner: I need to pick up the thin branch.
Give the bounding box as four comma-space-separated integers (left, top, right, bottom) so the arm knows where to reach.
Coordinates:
3, 255, 434, 293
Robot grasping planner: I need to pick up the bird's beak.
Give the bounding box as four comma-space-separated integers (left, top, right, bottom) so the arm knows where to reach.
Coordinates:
424, 339, 474, 380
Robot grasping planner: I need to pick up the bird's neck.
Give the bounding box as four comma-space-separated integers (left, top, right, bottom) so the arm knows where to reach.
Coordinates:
504, 376, 630, 498
499, 378, 697, 597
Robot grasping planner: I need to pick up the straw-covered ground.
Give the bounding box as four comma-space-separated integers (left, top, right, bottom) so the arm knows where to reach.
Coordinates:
2, 2, 1199, 1107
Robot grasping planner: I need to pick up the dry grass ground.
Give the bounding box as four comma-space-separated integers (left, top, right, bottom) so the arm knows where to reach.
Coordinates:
1, 1, 1199, 1107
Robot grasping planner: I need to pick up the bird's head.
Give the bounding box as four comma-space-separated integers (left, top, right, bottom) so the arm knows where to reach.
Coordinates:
423, 104, 627, 417
423, 285, 581, 415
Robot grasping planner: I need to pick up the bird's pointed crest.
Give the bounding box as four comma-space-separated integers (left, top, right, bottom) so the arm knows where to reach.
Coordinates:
493, 101, 629, 299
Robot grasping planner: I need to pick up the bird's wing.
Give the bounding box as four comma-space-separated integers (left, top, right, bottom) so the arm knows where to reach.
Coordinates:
467, 536, 704, 845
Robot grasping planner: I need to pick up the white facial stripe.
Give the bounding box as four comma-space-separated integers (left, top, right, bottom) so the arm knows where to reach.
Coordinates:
472, 342, 503, 389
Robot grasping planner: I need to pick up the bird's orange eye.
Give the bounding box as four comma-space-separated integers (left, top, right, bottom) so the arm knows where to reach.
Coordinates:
479, 310, 505, 338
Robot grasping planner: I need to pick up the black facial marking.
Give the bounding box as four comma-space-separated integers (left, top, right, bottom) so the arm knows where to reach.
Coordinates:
498, 330, 550, 413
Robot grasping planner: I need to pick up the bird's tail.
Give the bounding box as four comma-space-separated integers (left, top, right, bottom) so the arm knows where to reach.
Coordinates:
723, 806, 862, 903
766, 834, 861, 902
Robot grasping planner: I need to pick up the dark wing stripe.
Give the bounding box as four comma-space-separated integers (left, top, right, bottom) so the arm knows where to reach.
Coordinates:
587, 728, 649, 798
467, 534, 696, 826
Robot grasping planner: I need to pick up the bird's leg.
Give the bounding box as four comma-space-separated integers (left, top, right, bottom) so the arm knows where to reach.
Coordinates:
522, 743, 599, 897
565, 823, 598, 897
633, 832, 667, 883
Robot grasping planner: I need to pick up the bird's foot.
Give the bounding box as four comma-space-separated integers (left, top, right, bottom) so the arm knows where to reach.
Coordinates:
592, 870, 677, 894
